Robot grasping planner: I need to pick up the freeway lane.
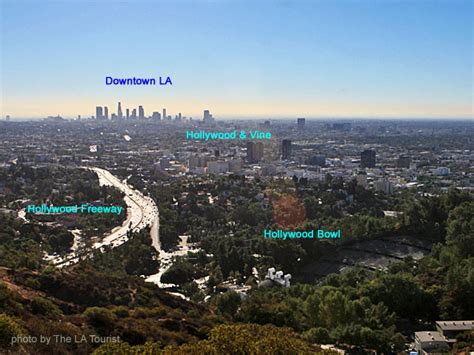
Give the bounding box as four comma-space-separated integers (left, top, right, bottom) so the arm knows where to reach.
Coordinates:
48, 167, 160, 267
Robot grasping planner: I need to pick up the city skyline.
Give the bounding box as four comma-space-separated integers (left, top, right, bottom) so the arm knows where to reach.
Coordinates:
93, 102, 210, 121
1, 0, 472, 119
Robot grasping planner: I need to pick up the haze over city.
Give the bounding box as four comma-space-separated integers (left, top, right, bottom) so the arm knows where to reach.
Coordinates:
1, 0, 472, 119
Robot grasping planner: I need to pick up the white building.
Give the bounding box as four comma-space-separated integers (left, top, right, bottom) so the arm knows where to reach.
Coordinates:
432, 167, 450, 176
259, 267, 291, 288
207, 161, 229, 174
228, 159, 242, 173
375, 178, 395, 194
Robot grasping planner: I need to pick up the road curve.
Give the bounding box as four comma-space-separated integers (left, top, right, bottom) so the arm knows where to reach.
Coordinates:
49, 167, 160, 267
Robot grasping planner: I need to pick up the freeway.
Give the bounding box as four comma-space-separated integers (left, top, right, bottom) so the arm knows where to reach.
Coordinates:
48, 167, 160, 267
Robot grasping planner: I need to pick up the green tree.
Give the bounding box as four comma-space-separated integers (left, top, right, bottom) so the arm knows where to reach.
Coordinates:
446, 201, 474, 257
0, 313, 24, 348
215, 291, 241, 318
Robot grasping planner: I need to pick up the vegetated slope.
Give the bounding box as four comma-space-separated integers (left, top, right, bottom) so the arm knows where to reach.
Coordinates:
0, 265, 219, 354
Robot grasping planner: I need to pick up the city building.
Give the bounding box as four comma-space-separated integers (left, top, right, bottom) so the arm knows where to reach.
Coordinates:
126, 108, 130, 120
433, 167, 450, 176
361, 149, 376, 168
152, 112, 161, 120
162, 108, 166, 120
104, 106, 108, 120
435, 320, 474, 344
375, 178, 394, 194
228, 158, 242, 173
207, 161, 229, 174
259, 268, 291, 288
95, 106, 103, 120
309, 155, 326, 167
203, 109, 215, 123
117, 102, 123, 120
297, 118, 306, 130
138, 105, 145, 119
414, 331, 450, 354
159, 157, 171, 169
397, 155, 411, 168
282, 139, 292, 160
247, 142, 264, 163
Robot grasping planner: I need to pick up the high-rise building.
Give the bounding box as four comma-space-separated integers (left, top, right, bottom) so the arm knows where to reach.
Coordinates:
117, 102, 123, 120
375, 178, 394, 194
138, 105, 145, 119
282, 139, 292, 160
397, 155, 411, 169
104, 106, 108, 120
297, 118, 306, 130
95, 106, 103, 120
152, 112, 161, 120
360, 149, 376, 168
126, 109, 130, 120
247, 142, 264, 163
162, 108, 166, 120
203, 109, 215, 123
131, 108, 137, 119
309, 155, 326, 167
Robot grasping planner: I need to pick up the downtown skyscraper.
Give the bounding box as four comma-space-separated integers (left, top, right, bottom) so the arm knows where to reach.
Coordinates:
117, 102, 123, 120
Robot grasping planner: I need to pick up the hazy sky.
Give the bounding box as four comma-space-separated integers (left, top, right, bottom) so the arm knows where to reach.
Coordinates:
1, 0, 472, 119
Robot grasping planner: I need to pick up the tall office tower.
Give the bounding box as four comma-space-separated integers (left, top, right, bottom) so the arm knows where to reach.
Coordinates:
309, 155, 326, 167
162, 108, 166, 120
178, 112, 182, 120
360, 149, 376, 168
297, 118, 306, 130
131, 108, 137, 119
152, 112, 161, 120
126, 108, 130, 120
397, 155, 411, 169
247, 142, 264, 163
104, 106, 109, 120
117, 102, 123, 120
95, 106, 103, 120
138, 105, 145, 119
282, 139, 292, 160
203, 109, 215, 123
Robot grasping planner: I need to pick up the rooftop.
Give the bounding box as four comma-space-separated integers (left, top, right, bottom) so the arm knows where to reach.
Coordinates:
436, 320, 474, 331
415, 331, 447, 344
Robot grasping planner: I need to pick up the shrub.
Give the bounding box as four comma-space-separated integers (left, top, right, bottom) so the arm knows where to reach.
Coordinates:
30, 297, 62, 316
0, 313, 24, 348
304, 327, 331, 344
82, 307, 115, 334
112, 306, 129, 318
